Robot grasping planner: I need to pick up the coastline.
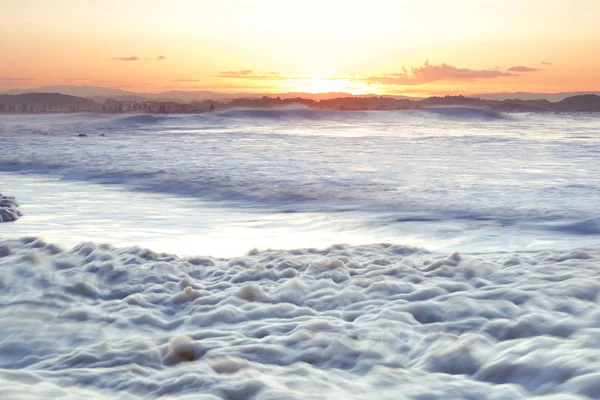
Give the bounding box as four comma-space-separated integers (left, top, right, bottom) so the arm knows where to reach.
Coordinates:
2, 93, 600, 115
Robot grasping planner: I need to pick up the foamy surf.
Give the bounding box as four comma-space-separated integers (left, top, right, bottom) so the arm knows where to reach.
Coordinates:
1, 237, 600, 399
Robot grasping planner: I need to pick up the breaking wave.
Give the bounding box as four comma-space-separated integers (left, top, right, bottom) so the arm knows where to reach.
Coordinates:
422, 107, 506, 120
1, 157, 594, 228
216, 108, 349, 121
0, 159, 340, 206
93, 108, 509, 128
538, 218, 600, 235
109, 114, 171, 125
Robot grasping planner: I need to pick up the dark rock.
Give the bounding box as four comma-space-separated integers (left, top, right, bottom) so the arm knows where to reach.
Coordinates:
0, 194, 21, 222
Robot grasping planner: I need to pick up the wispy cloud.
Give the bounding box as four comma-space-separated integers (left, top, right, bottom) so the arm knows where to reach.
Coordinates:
93, 82, 132, 88
541, 61, 553, 65
361, 61, 516, 86
112, 55, 166, 62
112, 56, 139, 61
216, 70, 305, 80
507, 66, 544, 73
218, 70, 255, 77
94, 80, 128, 84
0, 77, 32, 81
163, 82, 274, 91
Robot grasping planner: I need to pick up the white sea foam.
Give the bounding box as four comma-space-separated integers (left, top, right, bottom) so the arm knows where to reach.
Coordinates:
1, 237, 600, 399
0, 193, 21, 222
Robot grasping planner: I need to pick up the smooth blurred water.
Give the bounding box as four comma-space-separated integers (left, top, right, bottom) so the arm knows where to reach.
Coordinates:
2, 108, 600, 255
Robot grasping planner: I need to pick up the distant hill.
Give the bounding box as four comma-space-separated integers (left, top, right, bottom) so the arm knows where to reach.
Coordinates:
2, 92, 600, 114
421, 94, 600, 112
1, 85, 418, 103
3, 85, 600, 103
475, 91, 600, 102
3, 85, 130, 98
554, 94, 600, 112
0, 93, 102, 112
225, 94, 600, 112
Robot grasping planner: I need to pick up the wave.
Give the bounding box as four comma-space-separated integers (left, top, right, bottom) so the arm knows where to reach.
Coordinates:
83, 108, 510, 129
422, 107, 507, 121
537, 218, 600, 235
0, 160, 343, 209
108, 114, 171, 125
183, 107, 507, 123
0, 108, 515, 139
216, 108, 350, 121
382, 213, 600, 238
2, 157, 598, 231
93, 110, 348, 128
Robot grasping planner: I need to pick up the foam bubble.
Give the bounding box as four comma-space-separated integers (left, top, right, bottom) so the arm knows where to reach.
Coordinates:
1, 239, 600, 398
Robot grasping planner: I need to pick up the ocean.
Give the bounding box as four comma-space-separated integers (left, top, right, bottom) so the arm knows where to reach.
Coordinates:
1, 108, 600, 399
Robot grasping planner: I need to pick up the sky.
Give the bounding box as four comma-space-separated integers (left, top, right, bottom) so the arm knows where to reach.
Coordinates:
1, 0, 600, 95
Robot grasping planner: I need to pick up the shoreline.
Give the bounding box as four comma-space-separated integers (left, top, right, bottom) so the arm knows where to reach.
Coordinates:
2, 106, 600, 116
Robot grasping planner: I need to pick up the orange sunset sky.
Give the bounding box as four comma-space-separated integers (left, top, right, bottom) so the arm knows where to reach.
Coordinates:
1, 0, 600, 96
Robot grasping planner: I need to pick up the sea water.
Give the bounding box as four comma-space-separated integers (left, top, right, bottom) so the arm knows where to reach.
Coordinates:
1, 109, 600, 399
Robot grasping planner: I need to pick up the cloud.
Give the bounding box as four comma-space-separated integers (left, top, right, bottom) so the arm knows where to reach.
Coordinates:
163, 82, 273, 91
215, 70, 308, 81
93, 81, 132, 88
507, 66, 544, 73
94, 80, 129, 84
112, 56, 139, 61
362, 61, 516, 86
0, 77, 32, 81
218, 70, 257, 77
541, 61, 553, 65
172, 79, 201, 82
213, 60, 533, 88
112, 56, 166, 62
